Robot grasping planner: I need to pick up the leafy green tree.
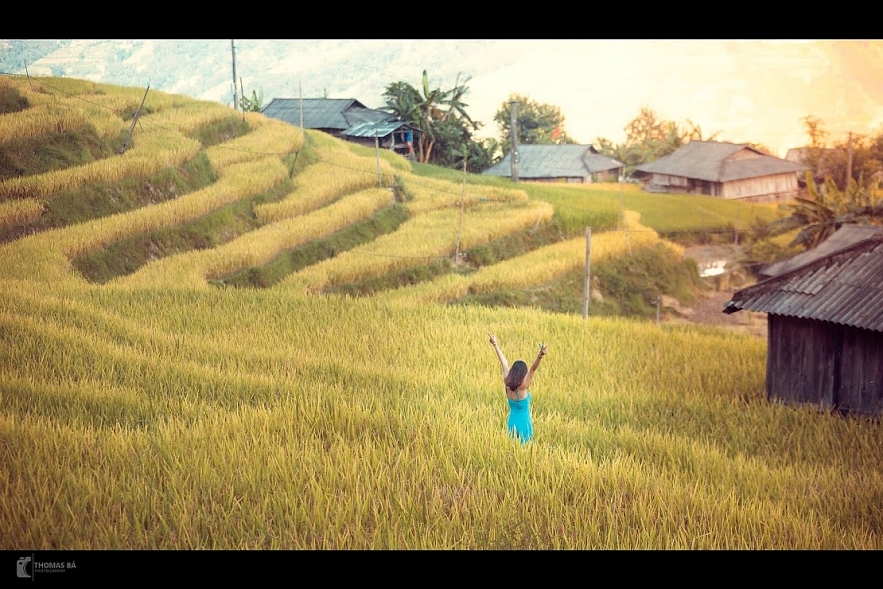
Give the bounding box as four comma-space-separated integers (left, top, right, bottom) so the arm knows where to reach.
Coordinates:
596, 107, 719, 173
799, 116, 883, 191
426, 117, 500, 172
829, 133, 881, 191
803, 115, 828, 148
381, 70, 477, 165
493, 94, 575, 155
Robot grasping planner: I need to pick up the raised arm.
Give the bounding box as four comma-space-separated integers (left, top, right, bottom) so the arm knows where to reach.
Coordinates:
522, 343, 548, 390
488, 333, 510, 377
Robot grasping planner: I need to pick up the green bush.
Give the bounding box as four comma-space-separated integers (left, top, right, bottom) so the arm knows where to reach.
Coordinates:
592, 243, 705, 318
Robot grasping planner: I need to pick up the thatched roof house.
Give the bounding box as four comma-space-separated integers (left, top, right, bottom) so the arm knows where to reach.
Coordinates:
482, 144, 624, 183
634, 140, 808, 203
724, 231, 883, 417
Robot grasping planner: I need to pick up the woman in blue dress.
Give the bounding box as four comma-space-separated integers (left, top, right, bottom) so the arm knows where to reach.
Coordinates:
488, 333, 548, 444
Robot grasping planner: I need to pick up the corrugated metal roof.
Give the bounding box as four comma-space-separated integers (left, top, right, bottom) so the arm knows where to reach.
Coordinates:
342, 120, 414, 138
342, 108, 394, 127
584, 153, 625, 174
761, 224, 883, 278
262, 97, 412, 140
261, 98, 372, 130
635, 140, 808, 182
724, 235, 883, 332
483, 144, 623, 179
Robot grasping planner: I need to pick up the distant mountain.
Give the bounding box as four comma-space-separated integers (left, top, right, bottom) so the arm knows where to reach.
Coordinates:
3, 39, 883, 157
0, 39, 515, 112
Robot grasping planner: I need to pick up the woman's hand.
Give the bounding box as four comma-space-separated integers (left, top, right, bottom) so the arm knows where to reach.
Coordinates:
539, 343, 548, 357
488, 333, 498, 347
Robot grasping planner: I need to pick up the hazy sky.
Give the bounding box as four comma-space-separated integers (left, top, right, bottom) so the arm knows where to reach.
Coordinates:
14, 39, 883, 158
456, 39, 883, 157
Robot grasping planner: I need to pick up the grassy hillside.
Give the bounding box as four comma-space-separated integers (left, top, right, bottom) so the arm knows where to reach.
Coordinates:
1, 75, 881, 550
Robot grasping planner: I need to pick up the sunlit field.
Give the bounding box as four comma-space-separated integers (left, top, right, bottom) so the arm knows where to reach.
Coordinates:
1, 75, 880, 549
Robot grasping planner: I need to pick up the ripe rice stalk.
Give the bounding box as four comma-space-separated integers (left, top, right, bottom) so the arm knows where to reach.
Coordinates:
111, 187, 393, 289
398, 173, 529, 215
396, 209, 666, 301
0, 199, 44, 226
1, 78, 51, 106
342, 141, 413, 173
0, 240, 74, 284
146, 99, 240, 135
31, 76, 103, 97
0, 104, 89, 143
0, 127, 202, 200
204, 119, 303, 171
2, 268, 881, 549
0, 158, 288, 282
470, 209, 662, 292
382, 273, 472, 305
279, 201, 552, 294
81, 94, 147, 115
312, 144, 397, 177
255, 146, 395, 223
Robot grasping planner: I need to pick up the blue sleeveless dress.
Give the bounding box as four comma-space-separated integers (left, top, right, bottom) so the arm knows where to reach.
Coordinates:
507, 392, 533, 443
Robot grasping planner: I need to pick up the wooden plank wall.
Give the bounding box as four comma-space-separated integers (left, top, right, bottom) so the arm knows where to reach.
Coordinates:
767, 315, 883, 417
766, 315, 837, 409
839, 328, 883, 416
721, 173, 798, 200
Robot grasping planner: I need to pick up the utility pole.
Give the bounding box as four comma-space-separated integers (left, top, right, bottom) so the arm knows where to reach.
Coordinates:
239, 77, 246, 117
120, 86, 149, 154
509, 100, 519, 183
582, 227, 592, 319
455, 149, 467, 262
375, 130, 382, 188
231, 40, 238, 111
845, 131, 853, 189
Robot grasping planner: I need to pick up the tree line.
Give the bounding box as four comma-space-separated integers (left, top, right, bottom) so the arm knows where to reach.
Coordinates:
375, 70, 739, 175
238, 69, 883, 187
376, 70, 883, 256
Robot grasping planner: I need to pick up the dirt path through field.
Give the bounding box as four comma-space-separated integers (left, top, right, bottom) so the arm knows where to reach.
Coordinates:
663, 245, 768, 338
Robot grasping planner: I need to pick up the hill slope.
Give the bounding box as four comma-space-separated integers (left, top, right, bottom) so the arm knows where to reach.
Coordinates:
4, 39, 883, 156
3, 77, 879, 551
1, 72, 753, 320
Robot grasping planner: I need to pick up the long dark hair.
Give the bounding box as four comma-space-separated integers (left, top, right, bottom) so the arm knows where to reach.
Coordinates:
505, 360, 528, 392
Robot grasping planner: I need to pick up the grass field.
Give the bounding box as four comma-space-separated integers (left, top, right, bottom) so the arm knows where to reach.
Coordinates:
1, 75, 880, 550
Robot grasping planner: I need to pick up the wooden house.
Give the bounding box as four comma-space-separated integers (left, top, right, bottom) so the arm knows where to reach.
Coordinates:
723, 232, 883, 417
482, 144, 624, 183
634, 140, 808, 203
261, 97, 418, 158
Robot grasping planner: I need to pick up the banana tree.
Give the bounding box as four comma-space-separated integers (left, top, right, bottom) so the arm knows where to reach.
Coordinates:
382, 70, 475, 164
768, 171, 883, 248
